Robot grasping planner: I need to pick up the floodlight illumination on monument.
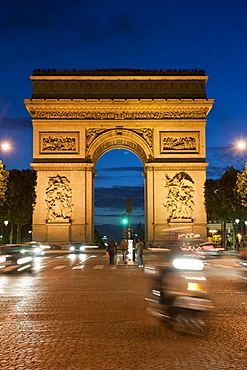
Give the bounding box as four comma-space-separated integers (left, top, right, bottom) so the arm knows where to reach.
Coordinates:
24, 69, 214, 245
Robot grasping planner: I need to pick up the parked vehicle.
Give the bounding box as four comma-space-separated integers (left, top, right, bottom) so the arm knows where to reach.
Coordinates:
0, 245, 33, 273
145, 256, 213, 335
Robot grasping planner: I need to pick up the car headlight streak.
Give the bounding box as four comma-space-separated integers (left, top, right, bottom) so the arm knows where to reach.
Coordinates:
17, 257, 32, 265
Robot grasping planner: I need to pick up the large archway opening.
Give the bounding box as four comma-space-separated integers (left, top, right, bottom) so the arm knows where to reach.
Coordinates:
94, 149, 144, 243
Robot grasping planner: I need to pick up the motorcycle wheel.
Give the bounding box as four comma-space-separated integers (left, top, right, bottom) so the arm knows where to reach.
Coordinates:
172, 308, 205, 335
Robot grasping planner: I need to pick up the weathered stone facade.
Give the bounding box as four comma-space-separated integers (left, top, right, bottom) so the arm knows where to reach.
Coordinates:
25, 69, 214, 245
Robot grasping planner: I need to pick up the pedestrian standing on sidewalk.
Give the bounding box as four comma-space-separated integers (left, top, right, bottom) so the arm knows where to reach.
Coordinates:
107, 236, 117, 265
121, 238, 128, 264
135, 237, 144, 267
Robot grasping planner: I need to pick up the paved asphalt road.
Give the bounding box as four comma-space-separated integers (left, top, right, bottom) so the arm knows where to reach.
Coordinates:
0, 250, 246, 370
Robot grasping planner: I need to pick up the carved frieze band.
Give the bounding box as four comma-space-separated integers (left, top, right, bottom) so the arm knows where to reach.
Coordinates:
160, 131, 199, 153
32, 79, 206, 98
86, 128, 153, 149
40, 132, 79, 153
28, 107, 209, 120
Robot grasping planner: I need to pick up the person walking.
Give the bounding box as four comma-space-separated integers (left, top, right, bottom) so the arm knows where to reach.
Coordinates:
107, 236, 117, 265
121, 238, 128, 264
135, 237, 144, 267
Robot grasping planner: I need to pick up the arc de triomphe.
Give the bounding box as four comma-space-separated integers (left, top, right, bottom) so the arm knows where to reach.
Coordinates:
24, 69, 214, 245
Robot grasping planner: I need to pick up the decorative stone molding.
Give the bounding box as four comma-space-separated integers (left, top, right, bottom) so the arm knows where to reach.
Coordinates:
144, 163, 208, 172
92, 138, 147, 164
134, 128, 153, 148
31, 75, 207, 99
86, 128, 153, 149
31, 163, 95, 171
40, 132, 79, 153
27, 106, 210, 120
86, 129, 107, 148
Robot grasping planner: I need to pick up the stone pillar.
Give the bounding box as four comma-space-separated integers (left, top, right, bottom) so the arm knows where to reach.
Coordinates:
31, 163, 95, 245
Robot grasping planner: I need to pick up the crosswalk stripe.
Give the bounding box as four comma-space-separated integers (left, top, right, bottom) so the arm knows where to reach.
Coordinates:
94, 265, 104, 269
72, 265, 85, 269
53, 266, 66, 269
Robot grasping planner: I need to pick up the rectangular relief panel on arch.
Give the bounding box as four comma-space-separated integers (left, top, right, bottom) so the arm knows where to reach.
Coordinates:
159, 131, 200, 154
39, 132, 80, 154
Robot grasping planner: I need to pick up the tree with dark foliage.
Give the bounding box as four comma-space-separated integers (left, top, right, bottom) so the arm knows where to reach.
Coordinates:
2, 169, 37, 243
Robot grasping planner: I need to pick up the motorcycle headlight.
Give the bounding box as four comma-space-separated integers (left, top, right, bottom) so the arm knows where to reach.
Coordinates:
187, 282, 201, 291
173, 258, 204, 271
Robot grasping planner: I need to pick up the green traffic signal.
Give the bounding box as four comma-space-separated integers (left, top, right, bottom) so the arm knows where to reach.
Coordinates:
122, 213, 128, 225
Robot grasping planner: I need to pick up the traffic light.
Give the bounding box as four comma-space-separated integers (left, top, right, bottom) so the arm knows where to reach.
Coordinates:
122, 213, 128, 225
126, 198, 132, 213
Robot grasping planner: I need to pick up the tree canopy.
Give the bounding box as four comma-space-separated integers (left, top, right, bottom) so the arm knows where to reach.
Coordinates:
236, 162, 247, 209
204, 166, 246, 222
0, 161, 9, 218
0, 169, 37, 243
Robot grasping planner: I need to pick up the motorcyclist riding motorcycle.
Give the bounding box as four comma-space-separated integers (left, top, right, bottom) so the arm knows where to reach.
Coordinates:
145, 243, 213, 334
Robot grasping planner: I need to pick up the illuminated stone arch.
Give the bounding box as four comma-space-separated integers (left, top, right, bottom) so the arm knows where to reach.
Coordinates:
86, 129, 153, 165
25, 69, 214, 245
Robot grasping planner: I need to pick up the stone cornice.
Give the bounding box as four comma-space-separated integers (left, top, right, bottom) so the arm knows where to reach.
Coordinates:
31, 75, 208, 81
144, 163, 208, 171
25, 99, 213, 120
30, 163, 94, 171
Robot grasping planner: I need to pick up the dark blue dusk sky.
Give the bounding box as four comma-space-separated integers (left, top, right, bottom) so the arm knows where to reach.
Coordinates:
1, 0, 247, 238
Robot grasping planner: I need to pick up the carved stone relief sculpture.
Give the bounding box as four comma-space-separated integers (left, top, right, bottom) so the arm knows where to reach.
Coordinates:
163, 136, 196, 150
40, 133, 79, 153
45, 175, 73, 221
160, 131, 199, 153
164, 172, 194, 220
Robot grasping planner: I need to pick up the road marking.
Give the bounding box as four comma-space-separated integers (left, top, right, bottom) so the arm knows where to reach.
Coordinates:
94, 265, 104, 269
53, 265, 66, 269
72, 265, 85, 269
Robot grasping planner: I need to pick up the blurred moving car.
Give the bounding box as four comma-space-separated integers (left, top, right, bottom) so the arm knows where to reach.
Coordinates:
70, 242, 85, 253
181, 240, 202, 252
0, 245, 33, 273
195, 242, 224, 258
239, 242, 247, 261
25, 242, 45, 257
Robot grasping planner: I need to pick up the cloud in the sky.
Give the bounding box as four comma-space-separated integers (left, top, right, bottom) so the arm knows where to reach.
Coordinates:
95, 185, 144, 210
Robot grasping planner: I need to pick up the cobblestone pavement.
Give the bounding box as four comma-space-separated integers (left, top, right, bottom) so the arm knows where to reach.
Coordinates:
0, 252, 246, 369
